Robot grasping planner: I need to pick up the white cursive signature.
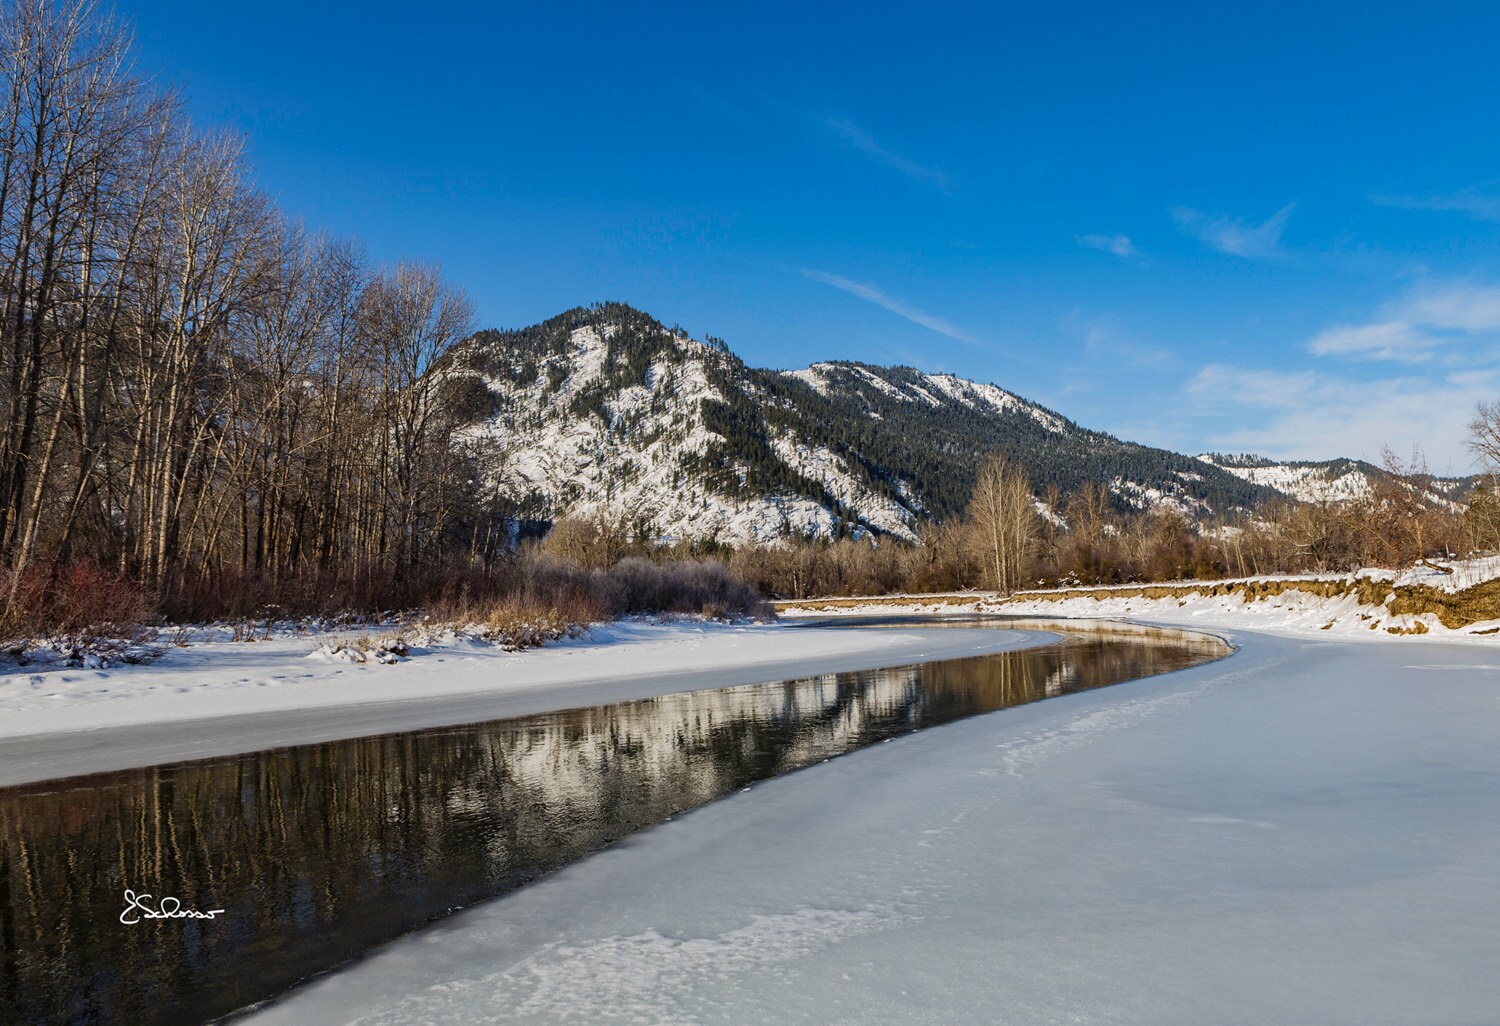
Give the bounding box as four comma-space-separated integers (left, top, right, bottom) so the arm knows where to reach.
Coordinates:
120, 889, 225, 924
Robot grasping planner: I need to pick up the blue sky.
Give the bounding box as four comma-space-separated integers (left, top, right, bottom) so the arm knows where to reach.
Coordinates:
128, 1, 1500, 470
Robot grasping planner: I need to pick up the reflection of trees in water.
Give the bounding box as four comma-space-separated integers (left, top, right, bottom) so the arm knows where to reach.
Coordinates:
0, 631, 1225, 1026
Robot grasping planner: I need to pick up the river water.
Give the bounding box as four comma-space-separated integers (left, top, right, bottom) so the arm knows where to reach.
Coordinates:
0, 619, 1227, 1025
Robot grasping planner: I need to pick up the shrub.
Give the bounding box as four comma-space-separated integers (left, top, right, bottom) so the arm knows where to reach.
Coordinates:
0, 561, 156, 643
603, 557, 770, 618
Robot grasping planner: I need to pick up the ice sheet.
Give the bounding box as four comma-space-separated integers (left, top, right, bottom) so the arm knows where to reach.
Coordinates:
246, 629, 1500, 1025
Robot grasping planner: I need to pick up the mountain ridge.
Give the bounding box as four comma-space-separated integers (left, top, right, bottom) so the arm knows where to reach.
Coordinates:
1197, 453, 1476, 509
437, 303, 1466, 544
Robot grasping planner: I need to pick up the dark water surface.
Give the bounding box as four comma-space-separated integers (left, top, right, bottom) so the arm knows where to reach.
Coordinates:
0, 620, 1227, 1025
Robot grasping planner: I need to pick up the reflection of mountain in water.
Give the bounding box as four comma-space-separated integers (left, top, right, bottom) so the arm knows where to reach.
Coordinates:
0, 626, 1226, 1026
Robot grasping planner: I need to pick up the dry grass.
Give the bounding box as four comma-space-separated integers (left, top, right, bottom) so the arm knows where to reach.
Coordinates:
316, 631, 413, 664
471, 594, 602, 651
0, 551, 774, 661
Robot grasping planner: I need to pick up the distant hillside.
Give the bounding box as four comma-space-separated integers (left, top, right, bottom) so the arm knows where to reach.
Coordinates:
1198, 453, 1478, 510
436, 304, 1333, 544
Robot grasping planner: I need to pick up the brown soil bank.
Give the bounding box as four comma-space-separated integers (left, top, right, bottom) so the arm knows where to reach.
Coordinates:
779, 574, 1500, 632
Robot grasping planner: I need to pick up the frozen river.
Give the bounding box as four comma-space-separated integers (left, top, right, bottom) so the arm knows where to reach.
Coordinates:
245, 626, 1500, 1025
0, 620, 1221, 1024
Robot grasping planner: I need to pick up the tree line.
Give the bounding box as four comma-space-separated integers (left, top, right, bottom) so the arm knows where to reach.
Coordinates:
727, 448, 1497, 601
5, 0, 1498, 639
0, 0, 505, 633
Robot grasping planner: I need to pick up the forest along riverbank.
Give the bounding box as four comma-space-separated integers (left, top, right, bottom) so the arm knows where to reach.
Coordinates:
0, 624, 1227, 1026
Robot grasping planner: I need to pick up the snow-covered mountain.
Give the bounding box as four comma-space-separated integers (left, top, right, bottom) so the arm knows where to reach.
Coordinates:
436, 304, 1332, 544
1197, 454, 1476, 510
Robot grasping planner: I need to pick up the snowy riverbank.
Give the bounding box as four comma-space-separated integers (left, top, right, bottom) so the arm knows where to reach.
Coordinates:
0, 619, 1053, 786
245, 627, 1500, 1025
781, 559, 1500, 642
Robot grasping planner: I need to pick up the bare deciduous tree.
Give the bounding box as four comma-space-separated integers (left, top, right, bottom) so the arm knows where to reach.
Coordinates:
1469, 401, 1500, 476
0, 0, 503, 628
966, 453, 1037, 594
357, 262, 474, 576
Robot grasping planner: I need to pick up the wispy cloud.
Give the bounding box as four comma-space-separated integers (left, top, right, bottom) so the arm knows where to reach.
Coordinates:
1404, 282, 1500, 332
1371, 182, 1500, 224
1077, 233, 1141, 260
1070, 313, 1172, 369
800, 268, 976, 343
1173, 203, 1295, 259
1185, 363, 1497, 467
1187, 365, 1324, 410
1305, 282, 1500, 363
1187, 281, 1500, 464
1307, 321, 1441, 361
820, 117, 950, 190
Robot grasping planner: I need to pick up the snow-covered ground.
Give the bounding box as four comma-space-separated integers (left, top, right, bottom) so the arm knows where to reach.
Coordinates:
789, 589, 1496, 642
1001, 565, 1500, 640
245, 627, 1500, 1025
781, 559, 1500, 642
0, 619, 1051, 787
1376, 555, 1500, 591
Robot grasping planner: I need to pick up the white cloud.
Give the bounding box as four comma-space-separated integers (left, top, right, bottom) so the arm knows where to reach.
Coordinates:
1186, 363, 1497, 468
1304, 282, 1500, 363
1173, 203, 1294, 259
1307, 321, 1441, 361
1077, 233, 1140, 260
1184, 280, 1500, 466
1187, 365, 1323, 409
820, 117, 949, 190
1372, 183, 1500, 224
1404, 284, 1500, 333
800, 268, 977, 343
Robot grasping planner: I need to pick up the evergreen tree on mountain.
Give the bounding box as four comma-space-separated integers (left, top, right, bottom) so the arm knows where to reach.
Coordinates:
439, 304, 1287, 542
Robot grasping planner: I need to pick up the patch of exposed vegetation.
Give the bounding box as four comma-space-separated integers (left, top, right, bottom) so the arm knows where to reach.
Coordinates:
1005, 574, 1500, 632
778, 570, 1500, 636
1388, 577, 1500, 629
